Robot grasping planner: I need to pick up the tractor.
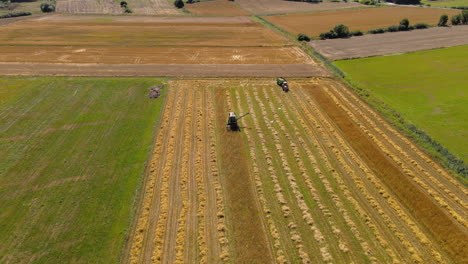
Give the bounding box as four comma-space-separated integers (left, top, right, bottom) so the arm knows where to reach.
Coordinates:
226, 112, 249, 131
276, 77, 289, 92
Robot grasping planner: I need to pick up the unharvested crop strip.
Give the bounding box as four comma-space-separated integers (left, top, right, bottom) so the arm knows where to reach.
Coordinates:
233, 87, 288, 264
323, 85, 467, 228
242, 87, 313, 263
128, 88, 177, 264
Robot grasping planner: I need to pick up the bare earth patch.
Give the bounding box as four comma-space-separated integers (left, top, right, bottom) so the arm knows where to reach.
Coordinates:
310, 26, 468, 60
237, 0, 362, 15
265, 6, 460, 37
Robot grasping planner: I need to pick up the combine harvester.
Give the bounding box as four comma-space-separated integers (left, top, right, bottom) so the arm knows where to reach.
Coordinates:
276, 77, 289, 92
226, 112, 249, 131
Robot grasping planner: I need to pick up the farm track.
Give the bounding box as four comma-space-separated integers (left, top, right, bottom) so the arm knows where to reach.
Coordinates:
125, 78, 466, 264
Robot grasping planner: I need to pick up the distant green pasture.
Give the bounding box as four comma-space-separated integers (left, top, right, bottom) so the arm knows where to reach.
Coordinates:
0, 77, 166, 263
334, 46, 468, 163
422, 0, 468, 7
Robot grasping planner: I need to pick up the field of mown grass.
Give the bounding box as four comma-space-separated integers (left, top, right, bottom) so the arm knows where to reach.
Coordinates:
0, 77, 166, 264
422, 0, 468, 7
334, 45, 468, 163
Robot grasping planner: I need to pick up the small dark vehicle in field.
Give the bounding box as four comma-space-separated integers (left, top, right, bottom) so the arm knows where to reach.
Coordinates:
276, 77, 289, 92
226, 112, 249, 131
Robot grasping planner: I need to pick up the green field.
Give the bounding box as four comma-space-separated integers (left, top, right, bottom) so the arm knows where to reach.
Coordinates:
0, 77, 166, 263
334, 45, 468, 164
422, 0, 468, 7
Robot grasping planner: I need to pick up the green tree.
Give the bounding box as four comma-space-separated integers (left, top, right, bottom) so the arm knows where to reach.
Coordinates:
438, 14, 448, 27
174, 0, 184, 8
333, 24, 350, 38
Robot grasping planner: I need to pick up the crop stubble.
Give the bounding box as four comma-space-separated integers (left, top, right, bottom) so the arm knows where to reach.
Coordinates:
265, 7, 460, 37
126, 78, 466, 263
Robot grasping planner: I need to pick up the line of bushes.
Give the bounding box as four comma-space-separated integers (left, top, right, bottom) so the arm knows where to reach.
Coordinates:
0, 11, 31, 19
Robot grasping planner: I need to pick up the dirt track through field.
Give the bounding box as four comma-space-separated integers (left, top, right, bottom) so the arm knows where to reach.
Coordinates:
309, 26, 468, 60
0, 63, 330, 77
125, 78, 467, 263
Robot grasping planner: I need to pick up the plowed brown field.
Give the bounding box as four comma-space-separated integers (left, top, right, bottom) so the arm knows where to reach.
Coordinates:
185, 0, 249, 16
123, 78, 467, 264
265, 6, 460, 37
237, 0, 362, 15
309, 26, 468, 60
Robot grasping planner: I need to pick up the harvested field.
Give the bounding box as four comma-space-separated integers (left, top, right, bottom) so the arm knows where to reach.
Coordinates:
0, 46, 312, 64
0, 20, 287, 46
185, 0, 250, 16
0, 62, 329, 77
55, 0, 180, 14
56, 0, 122, 14
33, 14, 252, 23
309, 26, 468, 60
124, 78, 467, 264
128, 0, 181, 15
265, 6, 460, 37
237, 0, 362, 15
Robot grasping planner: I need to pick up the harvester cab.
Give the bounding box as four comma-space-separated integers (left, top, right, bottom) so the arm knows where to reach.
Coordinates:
276, 77, 289, 93
226, 112, 249, 131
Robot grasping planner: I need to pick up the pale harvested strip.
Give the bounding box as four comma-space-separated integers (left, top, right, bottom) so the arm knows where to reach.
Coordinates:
56, 0, 121, 14
150, 89, 185, 263
242, 88, 312, 263
128, 87, 178, 264
233, 89, 288, 263
309, 26, 468, 60
32, 15, 252, 23
0, 63, 331, 77
253, 88, 332, 262
172, 89, 194, 263
263, 86, 374, 263
206, 91, 230, 262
